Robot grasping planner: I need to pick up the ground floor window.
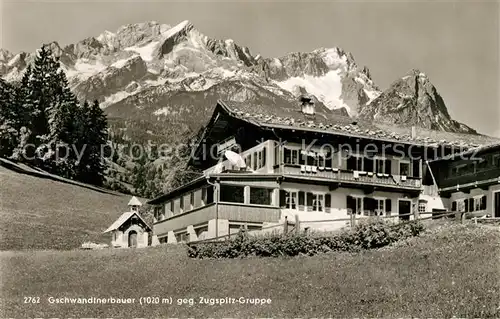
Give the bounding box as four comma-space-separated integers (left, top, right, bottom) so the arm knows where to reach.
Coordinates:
250, 187, 273, 205
280, 190, 298, 209
418, 201, 427, 213
312, 194, 324, 212
347, 195, 391, 215
220, 185, 245, 203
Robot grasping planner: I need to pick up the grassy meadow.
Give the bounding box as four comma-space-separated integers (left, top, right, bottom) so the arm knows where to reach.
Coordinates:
0, 160, 130, 250
1, 222, 499, 318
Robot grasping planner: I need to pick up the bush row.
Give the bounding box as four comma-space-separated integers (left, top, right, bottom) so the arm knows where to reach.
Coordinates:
187, 218, 425, 259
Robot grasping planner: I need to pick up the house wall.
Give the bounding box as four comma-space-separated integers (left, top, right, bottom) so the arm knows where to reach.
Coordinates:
449, 184, 500, 217
280, 181, 417, 232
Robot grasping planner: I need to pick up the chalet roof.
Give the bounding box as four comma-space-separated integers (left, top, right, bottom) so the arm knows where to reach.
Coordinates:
128, 196, 142, 206
429, 141, 500, 162
217, 100, 498, 149
103, 211, 151, 233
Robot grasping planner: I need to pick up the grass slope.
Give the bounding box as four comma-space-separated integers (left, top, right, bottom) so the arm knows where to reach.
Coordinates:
1, 223, 499, 318
0, 159, 131, 250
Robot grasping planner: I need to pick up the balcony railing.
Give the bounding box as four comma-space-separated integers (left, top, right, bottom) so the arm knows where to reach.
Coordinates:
281, 165, 421, 189
440, 168, 500, 189
153, 202, 280, 236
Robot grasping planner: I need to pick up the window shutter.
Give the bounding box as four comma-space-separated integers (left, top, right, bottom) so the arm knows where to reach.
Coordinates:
307, 193, 313, 212
279, 190, 286, 208
468, 198, 474, 212
363, 197, 369, 213
385, 199, 392, 212
347, 157, 356, 171
413, 159, 421, 178
364, 157, 374, 172
325, 194, 331, 208
385, 159, 392, 175
298, 191, 305, 206
307, 193, 313, 206
326, 152, 333, 168
451, 201, 457, 212
481, 195, 487, 210
324, 194, 331, 213
346, 195, 355, 215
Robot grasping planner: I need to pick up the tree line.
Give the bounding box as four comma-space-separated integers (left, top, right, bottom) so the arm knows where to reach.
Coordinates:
0, 45, 108, 186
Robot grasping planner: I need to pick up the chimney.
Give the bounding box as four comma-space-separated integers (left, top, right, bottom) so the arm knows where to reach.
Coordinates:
299, 95, 315, 115
411, 126, 417, 139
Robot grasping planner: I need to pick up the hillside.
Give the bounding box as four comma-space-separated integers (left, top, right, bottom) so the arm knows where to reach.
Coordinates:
0, 159, 132, 250
1, 222, 499, 317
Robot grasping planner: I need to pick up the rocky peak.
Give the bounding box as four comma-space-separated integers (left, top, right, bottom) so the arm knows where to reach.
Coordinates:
0, 49, 12, 62
358, 69, 476, 134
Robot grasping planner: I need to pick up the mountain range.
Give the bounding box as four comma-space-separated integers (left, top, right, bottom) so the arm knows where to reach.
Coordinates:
0, 20, 482, 195
0, 19, 477, 134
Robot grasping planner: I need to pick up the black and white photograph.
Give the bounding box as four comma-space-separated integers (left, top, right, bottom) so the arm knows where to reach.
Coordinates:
1, 0, 499, 317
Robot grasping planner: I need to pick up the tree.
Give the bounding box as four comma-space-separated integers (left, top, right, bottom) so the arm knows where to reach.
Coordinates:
0, 79, 19, 157
76, 100, 108, 185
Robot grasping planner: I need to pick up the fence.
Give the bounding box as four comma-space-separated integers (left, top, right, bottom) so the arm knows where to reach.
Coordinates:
187, 209, 474, 245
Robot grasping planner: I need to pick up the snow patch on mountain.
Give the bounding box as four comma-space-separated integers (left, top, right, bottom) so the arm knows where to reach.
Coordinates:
101, 90, 137, 108
124, 41, 159, 62
111, 56, 136, 68
162, 20, 191, 38
275, 70, 350, 111
153, 107, 180, 116
66, 59, 106, 80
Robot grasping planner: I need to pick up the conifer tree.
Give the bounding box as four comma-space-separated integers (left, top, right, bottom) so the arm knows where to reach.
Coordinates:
0, 78, 18, 157
77, 100, 108, 185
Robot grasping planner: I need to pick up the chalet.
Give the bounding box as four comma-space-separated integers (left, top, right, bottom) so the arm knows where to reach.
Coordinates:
104, 196, 151, 248
148, 98, 497, 243
428, 142, 500, 218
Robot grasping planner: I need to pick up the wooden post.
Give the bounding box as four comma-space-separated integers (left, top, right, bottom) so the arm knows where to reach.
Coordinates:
295, 214, 300, 234
350, 211, 356, 228
284, 216, 288, 234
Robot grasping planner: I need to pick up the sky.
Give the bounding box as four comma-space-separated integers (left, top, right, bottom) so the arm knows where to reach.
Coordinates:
1, 0, 499, 137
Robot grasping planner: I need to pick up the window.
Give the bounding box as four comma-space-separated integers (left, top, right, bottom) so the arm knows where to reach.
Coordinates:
346, 196, 363, 215
312, 194, 324, 212
399, 161, 410, 176
474, 196, 487, 211
220, 185, 245, 203
375, 158, 385, 174
418, 201, 427, 213
190, 192, 194, 210
412, 159, 421, 178
458, 199, 466, 212
175, 231, 189, 243
250, 188, 273, 205
280, 190, 297, 209
364, 156, 374, 172
375, 199, 386, 215
347, 155, 363, 171
202, 186, 214, 205
284, 148, 299, 165
179, 197, 184, 213
348, 196, 391, 216
355, 197, 363, 215
494, 155, 500, 167
451, 201, 457, 211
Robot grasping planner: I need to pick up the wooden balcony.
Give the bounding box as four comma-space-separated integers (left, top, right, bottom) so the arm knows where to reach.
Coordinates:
281, 165, 421, 190
153, 202, 280, 236
439, 168, 500, 190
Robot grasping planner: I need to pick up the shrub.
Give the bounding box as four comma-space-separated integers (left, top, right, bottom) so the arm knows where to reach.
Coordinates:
187, 218, 425, 259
